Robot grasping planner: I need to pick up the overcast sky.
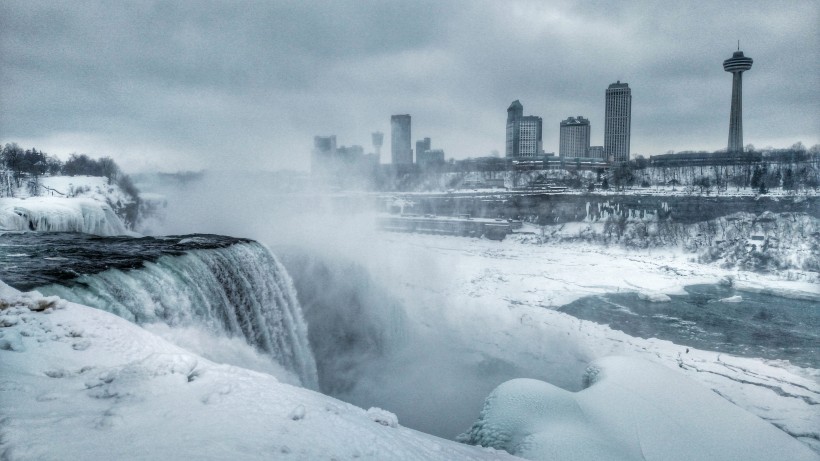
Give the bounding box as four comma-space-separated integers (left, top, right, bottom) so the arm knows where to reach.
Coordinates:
1, 0, 818, 173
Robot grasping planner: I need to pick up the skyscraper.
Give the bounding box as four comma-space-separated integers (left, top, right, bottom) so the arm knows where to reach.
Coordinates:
505, 100, 542, 158
391, 115, 412, 164
723, 49, 753, 153
604, 81, 631, 163
559, 116, 591, 158
415, 137, 431, 163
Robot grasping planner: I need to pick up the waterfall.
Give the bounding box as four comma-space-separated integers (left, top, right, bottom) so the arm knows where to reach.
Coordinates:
38, 241, 319, 389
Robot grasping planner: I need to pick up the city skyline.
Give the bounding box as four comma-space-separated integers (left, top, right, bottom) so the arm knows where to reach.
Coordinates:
1, 1, 817, 173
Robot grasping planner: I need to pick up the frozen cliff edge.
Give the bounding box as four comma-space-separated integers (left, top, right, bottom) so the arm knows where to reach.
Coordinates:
0, 282, 518, 461
16, 236, 321, 390
0, 196, 131, 236
459, 356, 819, 461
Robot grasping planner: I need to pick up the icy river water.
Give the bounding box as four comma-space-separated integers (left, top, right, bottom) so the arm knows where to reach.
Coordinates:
559, 284, 820, 369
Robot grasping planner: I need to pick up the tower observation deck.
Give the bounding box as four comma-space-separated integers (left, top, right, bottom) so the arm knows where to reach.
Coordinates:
723, 50, 753, 152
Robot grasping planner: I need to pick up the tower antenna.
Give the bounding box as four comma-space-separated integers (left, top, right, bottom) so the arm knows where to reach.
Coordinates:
737, 40, 740, 51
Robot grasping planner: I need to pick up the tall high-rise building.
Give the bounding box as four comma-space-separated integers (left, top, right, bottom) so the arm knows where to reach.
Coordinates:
505, 100, 542, 158
559, 116, 591, 158
415, 137, 431, 163
604, 81, 632, 163
391, 115, 412, 164
723, 49, 753, 153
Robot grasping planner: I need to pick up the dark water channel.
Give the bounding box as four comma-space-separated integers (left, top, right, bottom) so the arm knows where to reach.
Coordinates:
0, 232, 249, 291
559, 284, 820, 369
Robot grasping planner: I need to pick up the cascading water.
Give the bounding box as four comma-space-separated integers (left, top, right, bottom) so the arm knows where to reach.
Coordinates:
0, 232, 318, 389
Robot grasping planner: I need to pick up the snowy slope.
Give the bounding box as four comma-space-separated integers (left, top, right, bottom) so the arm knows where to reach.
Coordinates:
0, 197, 130, 235
13, 175, 134, 206
0, 283, 518, 461
0, 175, 137, 235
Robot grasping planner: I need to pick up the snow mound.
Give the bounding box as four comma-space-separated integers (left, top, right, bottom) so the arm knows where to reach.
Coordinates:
0, 281, 518, 461
719, 295, 743, 303
0, 197, 130, 235
367, 407, 399, 428
460, 356, 818, 461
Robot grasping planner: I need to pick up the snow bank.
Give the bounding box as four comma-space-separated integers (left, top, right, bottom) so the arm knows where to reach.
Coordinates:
733, 279, 820, 302
0, 197, 131, 235
0, 282, 518, 461
719, 295, 743, 303
460, 356, 818, 461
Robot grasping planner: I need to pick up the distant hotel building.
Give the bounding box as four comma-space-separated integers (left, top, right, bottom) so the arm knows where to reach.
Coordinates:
604, 81, 631, 162
391, 115, 412, 164
311, 135, 337, 173
417, 149, 445, 169
415, 137, 431, 162
559, 116, 590, 158
505, 100, 543, 158
311, 134, 378, 181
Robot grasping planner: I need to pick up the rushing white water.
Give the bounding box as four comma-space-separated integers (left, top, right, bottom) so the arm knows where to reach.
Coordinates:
0, 197, 129, 235
38, 241, 319, 389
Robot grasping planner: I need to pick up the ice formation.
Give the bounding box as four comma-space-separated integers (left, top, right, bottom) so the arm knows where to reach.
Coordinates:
37, 240, 319, 389
0, 197, 129, 235
459, 356, 818, 461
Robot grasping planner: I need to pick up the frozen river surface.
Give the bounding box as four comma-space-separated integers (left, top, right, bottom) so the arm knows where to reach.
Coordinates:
560, 284, 820, 369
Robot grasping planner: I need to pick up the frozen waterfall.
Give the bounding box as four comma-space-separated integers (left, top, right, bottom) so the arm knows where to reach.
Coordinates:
38, 241, 319, 389
0, 197, 129, 236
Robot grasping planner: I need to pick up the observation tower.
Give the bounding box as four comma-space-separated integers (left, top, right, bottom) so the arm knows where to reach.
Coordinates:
723, 48, 753, 152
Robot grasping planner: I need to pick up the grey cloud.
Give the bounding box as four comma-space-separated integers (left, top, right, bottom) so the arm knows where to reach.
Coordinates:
1, 0, 817, 172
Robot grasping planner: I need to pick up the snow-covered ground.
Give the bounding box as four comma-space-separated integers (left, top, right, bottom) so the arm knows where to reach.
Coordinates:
0, 282, 519, 461
0, 176, 135, 235
2, 278, 817, 460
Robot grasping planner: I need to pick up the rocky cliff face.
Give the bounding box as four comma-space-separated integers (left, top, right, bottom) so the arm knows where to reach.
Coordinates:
407, 193, 819, 225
